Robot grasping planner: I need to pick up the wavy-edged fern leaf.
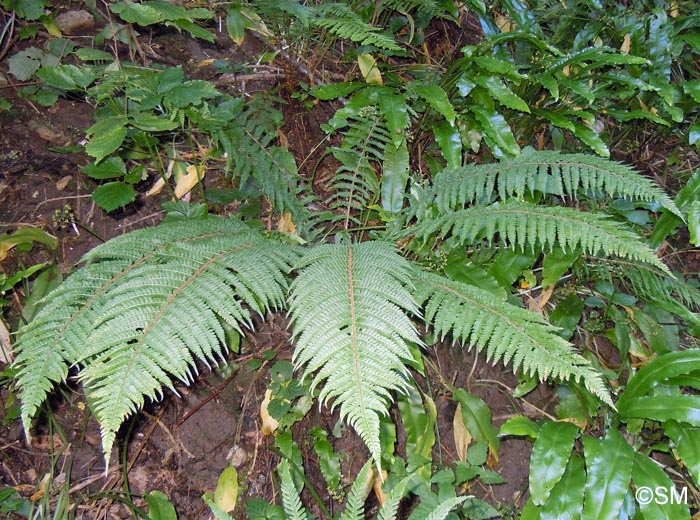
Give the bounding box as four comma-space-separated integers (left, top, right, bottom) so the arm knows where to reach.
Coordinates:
422, 151, 681, 217
328, 106, 391, 228
414, 271, 613, 406
289, 242, 421, 470
14, 218, 297, 465
414, 200, 671, 275
311, 3, 401, 52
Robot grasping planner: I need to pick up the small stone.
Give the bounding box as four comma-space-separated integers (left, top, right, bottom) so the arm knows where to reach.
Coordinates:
28, 120, 64, 143
55, 10, 95, 36
56, 175, 72, 191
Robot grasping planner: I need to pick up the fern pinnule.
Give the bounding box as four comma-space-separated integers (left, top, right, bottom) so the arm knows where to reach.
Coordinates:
423, 151, 681, 217
289, 242, 422, 471
415, 200, 671, 275
414, 271, 613, 406
14, 218, 297, 466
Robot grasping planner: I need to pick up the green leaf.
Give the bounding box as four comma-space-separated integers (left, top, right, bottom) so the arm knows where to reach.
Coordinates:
550, 294, 584, 341
534, 109, 574, 131
498, 415, 540, 440
665, 421, 700, 487
632, 451, 691, 519
145, 490, 177, 520
8, 47, 43, 81
112, 1, 163, 25
453, 388, 500, 463
398, 385, 436, 476
539, 454, 585, 520
571, 121, 609, 158
381, 141, 409, 212
416, 84, 456, 125
487, 248, 537, 288
378, 91, 408, 148
529, 421, 578, 505
689, 201, 700, 246
164, 80, 219, 107
542, 250, 579, 287
432, 121, 462, 169
460, 497, 499, 520
477, 76, 530, 113
469, 104, 520, 157
171, 19, 215, 42
443, 250, 506, 299
36, 64, 96, 90
619, 395, 700, 425
311, 82, 366, 100
129, 113, 180, 132
91, 182, 138, 212
226, 5, 246, 45
85, 117, 128, 162
81, 157, 127, 180
311, 427, 342, 492
581, 428, 634, 520
619, 350, 700, 404
0, 227, 58, 261
214, 466, 239, 514
75, 48, 114, 61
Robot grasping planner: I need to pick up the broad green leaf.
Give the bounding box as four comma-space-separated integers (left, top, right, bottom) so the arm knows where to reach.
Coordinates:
145, 490, 177, 520
75, 48, 114, 61
172, 19, 215, 42
542, 250, 579, 287
0, 227, 58, 261
81, 157, 126, 180
632, 451, 690, 519
111, 1, 163, 25
498, 415, 540, 440
581, 429, 635, 520
378, 91, 408, 148
689, 124, 700, 148
477, 76, 530, 113
432, 121, 462, 169
689, 201, 700, 246
226, 5, 246, 45
416, 85, 456, 125
607, 109, 670, 126
571, 121, 609, 158
460, 497, 499, 519
529, 421, 579, 505
535, 109, 574, 131
453, 388, 499, 465
85, 117, 128, 162
91, 182, 137, 212
470, 104, 520, 157
487, 248, 537, 288
651, 170, 700, 248
8, 47, 43, 81
550, 294, 584, 341
311, 427, 342, 492
539, 454, 585, 520
1, 263, 49, 292
37, 64, 96, 90
619, 395, 700, 425
666, 421, 700, 487
619, 350, 700, 404
311, 82, 365, 100
214, 466, 239, 513
398, 386, 435, 476
381, 141, 409, 212
164, 80, 219, 107
129, 113, 180, 132
534, 74, 559, 100
444, 250, 506, 300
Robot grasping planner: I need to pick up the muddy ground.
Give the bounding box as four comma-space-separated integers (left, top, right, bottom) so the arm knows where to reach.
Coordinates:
0, 5, 697, 520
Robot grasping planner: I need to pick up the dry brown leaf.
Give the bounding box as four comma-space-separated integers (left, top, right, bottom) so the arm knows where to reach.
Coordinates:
372, 468, 388, 506
174, 165, 205, 199
453, 402, 472, 462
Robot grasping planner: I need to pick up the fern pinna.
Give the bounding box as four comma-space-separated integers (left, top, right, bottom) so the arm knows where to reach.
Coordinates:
14, 217, 297, 465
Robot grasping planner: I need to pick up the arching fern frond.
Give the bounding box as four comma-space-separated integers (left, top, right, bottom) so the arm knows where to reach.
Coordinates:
414, 271, 613, 406
289, 242, 422, 471
422, 151, 681, 217
14, 218, 297, 466
414, 200, 671, 275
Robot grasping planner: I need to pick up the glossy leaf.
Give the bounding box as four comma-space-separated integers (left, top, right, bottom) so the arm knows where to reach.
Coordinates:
81, 157, 126, 180
453, 388, 499, 465
689, 201, 699, 246
145, 490, 178, 520
665, 421, 700, 487
477, 76, 530, 113
619, 350, 700, 404
226, 5, 245, 44
85, 117, 128, 162
378, 91, 408, 148
416, 85, 456, 125
432, 121, 462, 169
381, 141, 409, 212
619, 395, 700, 425
529, 421, 579, 505
550, 294, 584, 341
498, 415, 540, 440
311, 427, 342, 492
632, 451, 690, 520
398, 386, 435, 476
470, 104, 520, 157
571, 121, 609, 158
539, 454, 585, 520
91, 181, 138, 212
581, 428, 634, 520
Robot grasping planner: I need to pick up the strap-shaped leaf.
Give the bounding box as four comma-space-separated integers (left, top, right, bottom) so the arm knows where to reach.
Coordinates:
415, 200, 671, 275
414, 271, 613, 406
14, 218, 297, 465
289, 242, 422, 470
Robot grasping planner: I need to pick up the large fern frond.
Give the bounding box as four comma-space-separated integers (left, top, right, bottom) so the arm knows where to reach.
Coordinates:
328, 106, 390, 228
420, 151, 681, 217
414, 271, 613, 406
311, 3, 402, 52
414, 200, 671, 275
289, 242, 422, 470
14, 218, 297, 465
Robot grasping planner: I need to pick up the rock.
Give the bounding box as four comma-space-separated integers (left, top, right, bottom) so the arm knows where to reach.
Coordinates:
28, 120, 65, 143
55, 10, 95, 35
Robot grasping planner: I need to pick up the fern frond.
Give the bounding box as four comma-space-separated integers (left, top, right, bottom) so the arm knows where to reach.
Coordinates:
311, 4, 402, 52
279, 460, 310, 520
423, 151, 681, 217
423, 497, 468, 520
289, 242, 422, 470
328, 106, 390, 228
382, 0, 450, 20
377, 477, 410, 520
414, 271, 613, 406
415, 200, 671, 275
14, 218, 297, 465
339, 461, 373, 520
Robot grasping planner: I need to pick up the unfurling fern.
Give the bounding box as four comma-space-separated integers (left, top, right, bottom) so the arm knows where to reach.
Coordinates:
14, 218, 298, 466
288, 241, 421, 471
414, 271, 612, 405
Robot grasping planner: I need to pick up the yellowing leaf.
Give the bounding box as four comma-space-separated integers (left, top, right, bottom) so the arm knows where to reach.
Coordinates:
145, 177, 166, 197
372, 468, 388, 505
453, 402, 472, 462
214, 466, 239, 513
261, 389, 279, 435
670, 0, 679, 17
277, 211, 297, 235
620, 33, 631, 54
358, 53, 382, 85
174, 164, 205, 199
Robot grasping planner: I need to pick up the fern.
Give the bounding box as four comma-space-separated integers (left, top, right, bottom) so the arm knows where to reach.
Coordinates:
414, 200, 671, 275
279, 460, 311, 520
289, 242, 421, 470
339, 461, 373, 520
311, 3, 402, 52
14, 218, 297, 465
419, 151, 681, 217
414, 271, 613, 406
328, 106, 391, 228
